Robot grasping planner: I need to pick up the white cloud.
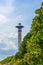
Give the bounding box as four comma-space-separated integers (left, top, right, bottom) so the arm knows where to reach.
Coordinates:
0, 15, 8, 24
1, 40, 17, 51
7, 33, 18, 39
0, 32, 18, 51
0, 0, 15, 24
15, 15, 23, 21
0, 0, 26, 25
0, 32, 18, 40
11, 15, 26, 25
0, 0, 14, 14
0, 0, 18, 51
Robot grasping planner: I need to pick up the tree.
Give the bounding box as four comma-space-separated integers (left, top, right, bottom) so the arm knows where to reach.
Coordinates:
26, 2, 43, 65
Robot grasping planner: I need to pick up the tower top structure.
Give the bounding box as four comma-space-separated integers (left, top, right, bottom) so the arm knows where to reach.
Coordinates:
16, 23, 24, 29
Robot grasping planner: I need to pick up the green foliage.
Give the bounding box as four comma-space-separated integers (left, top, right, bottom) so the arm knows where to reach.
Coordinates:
0, 56, 15, 64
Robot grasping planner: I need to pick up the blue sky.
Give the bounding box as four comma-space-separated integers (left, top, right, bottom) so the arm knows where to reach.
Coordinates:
0, 0, 43, 60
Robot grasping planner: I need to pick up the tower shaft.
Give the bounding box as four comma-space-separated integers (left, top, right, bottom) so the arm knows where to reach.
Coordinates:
18, 30, 22, 47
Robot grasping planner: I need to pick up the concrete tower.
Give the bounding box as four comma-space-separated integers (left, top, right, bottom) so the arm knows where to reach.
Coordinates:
16, 23, 24, 48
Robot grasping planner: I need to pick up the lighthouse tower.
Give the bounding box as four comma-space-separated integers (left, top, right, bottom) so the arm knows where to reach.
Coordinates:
16, 23, 24, 48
